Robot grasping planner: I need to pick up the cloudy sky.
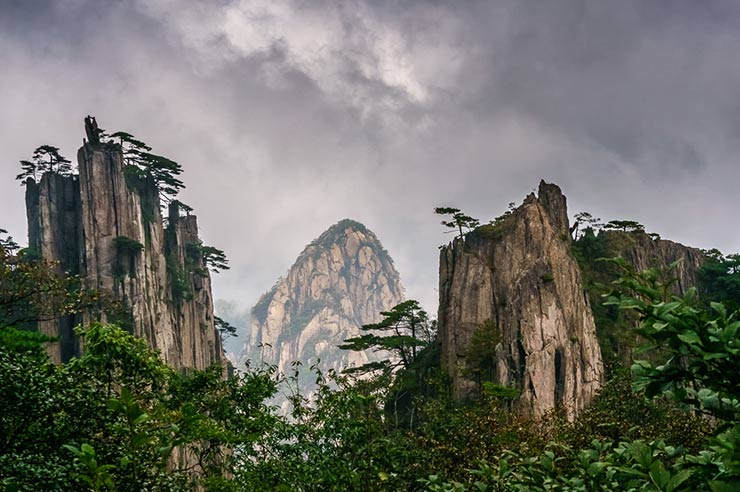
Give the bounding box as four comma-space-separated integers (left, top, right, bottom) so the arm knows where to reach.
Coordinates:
2, 0, 740, 338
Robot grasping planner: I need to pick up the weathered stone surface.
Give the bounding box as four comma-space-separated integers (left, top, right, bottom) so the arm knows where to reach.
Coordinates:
607, 230, 705, 295
25, 118, 222, 369
25, 173, 82, 363
589, 230, 706, 366
242, 219, 404, 391
437, 181, 604, 420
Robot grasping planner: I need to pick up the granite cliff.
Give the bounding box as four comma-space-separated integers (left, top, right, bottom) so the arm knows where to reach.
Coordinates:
24, 117, 223, 369
243, 219, 404, 389
437, 181, 603, 419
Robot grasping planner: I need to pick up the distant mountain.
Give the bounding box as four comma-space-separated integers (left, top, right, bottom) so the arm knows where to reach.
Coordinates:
240, 219, 404, 394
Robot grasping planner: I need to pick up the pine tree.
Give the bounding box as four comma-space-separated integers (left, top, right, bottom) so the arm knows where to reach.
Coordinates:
16, 145, 73, 185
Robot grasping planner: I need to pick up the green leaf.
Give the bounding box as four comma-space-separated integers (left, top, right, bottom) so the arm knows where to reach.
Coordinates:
649, 461, 670, 490
677, 331, 702, 346
587, 461, 606, 477
666, 468, 692, 492
709, 481, 740, 492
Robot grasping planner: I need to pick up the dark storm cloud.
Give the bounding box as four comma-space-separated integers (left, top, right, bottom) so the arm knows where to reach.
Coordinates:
2, 0, 740, 347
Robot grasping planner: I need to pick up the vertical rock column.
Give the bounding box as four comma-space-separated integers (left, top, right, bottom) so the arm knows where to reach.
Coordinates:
25, 117, 223, 369
24, 173, 82, 363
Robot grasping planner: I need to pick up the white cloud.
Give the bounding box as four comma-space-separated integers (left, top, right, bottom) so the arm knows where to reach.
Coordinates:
134, 0, 465, 121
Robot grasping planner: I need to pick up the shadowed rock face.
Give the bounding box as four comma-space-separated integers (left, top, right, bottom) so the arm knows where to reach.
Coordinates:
586, 229, 705, 366
437, 181, 604, 420
25, 118, 222, 369
243, 219, 404, 389
606, 230, 704, 295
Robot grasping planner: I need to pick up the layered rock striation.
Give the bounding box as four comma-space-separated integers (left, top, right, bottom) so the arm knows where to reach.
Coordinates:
25, 117, 222, 368
437, 181, 604, 419
243, 219, 404, 387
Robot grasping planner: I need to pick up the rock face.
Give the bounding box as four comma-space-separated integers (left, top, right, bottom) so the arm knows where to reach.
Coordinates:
607, 231, 705, 295
437, 181, 604, 419
243, 219, 404, 389
582, 229, 706, 366
25, 117, 222, 369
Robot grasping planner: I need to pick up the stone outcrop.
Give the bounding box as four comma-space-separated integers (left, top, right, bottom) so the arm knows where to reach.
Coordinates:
25, 117, 222, 369
606, 230, 704, 295
243, 219, 404, 390
582, 229, 706, 366
437, 181, 604, 419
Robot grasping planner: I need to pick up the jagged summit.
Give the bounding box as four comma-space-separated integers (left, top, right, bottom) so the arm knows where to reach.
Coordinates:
242, 219, 404, 394
438, 181, 603, 419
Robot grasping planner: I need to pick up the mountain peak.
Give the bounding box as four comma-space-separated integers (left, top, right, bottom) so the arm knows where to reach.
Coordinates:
242, 219, 404, 399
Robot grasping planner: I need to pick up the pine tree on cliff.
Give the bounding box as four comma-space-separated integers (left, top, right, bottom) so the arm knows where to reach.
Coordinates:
340, 300, 434, 374
111, 131, 185, 203
16, 145, 73, 184
434, 207, 480, 238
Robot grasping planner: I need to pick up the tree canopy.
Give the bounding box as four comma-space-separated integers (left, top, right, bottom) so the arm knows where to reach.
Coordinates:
340, 299, 434, 374
16, 145, 74, 185
434, 207, 480, 238
113, 131, 185, 203
603, 219, 645, 233
0, 239, 114, 331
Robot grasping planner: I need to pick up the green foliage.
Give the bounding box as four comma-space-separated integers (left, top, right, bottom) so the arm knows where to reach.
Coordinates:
340, 300, 434, 374
0, 326, 55, 357
112, 130, 184, 203
571, 228, 642, 367
603, 219, 646, 233
605, 259, 740, 422
112, 236, 144, 255
215, 315, 238, 338
435, 207, 481, 239
464, 319, 501, 385
16, 145, 74, 185
699, 250, 740, 310
166, 253, 193, 303
0, 323, 277, 491
0, 241, 115, 330
0, 228, 20, 253
472, 206, 518, 243
570, 211, 602, 240
63, 443, 116, 492
186, 241, 230, 274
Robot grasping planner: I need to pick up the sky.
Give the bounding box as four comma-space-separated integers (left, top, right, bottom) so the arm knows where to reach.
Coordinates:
2, 0, 740, 341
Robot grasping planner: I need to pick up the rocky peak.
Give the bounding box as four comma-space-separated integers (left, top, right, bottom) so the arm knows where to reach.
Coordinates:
437, 181, 604, 420
24, 118, 223, 368
243, 219, 404, 391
